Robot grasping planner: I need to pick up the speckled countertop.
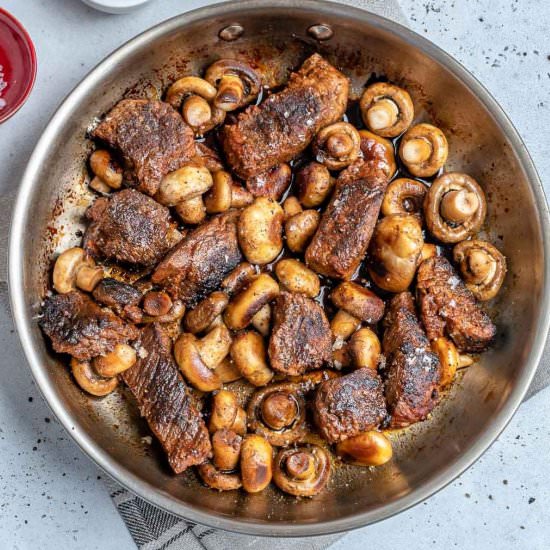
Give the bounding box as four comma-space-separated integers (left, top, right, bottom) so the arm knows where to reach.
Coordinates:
0, 1, 549, 549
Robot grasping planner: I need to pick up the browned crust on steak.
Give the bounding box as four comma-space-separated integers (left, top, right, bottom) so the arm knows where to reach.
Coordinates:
221, 54, 349, 179
305, 160, 389, 279
92, 278, 143, 323
83, 189, 181, 267
39, 291, 138, 360
416, 257, 496, 352
122, 324, 211, 473
313, 368, 387, 444
383, 292, 441, 428
151, 211, 242, 307
92, 99, 195, 196
268, 291, 332, 375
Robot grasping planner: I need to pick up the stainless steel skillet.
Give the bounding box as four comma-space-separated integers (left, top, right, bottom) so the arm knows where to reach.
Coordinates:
8, 0, 550, 537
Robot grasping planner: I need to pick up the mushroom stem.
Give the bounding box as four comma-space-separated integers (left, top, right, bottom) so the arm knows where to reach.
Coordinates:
285, 452, 315, 480
182, 95, 212, 128
467, 249, 497, 283
440, 189, 480, 224
401, 137, 432, 164
215, 75, 245, 111
366, 98, 399, 131
326, 132, 354, 158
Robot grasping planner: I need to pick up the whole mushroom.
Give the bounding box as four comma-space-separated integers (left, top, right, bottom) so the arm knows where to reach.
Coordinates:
313, 122, 361, 170
247, 382, 307, 446
399, 123, 448, 177
273, 444, 331, 497
358, 130, 397, 179
204, 59, 262, 112
453, 239, 506, 300
424, 172, 487, 243
381, 178, 428, 216
359, 82, 414, 138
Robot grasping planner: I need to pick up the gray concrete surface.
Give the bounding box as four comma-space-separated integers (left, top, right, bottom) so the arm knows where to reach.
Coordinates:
0, 0, 548, 548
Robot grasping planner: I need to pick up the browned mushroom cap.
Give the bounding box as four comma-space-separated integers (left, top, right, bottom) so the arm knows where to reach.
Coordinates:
358, 130, 397, 179
359, 83, 414, 138
140, 300, 185, 324
204, 59, 262, 111
247, 382, 307, 446
295, 162, 333, 208
453, 239, 506, 300
198, 462, 242, 491
424, 172, 487, 243
212, 429, 243, 471
273, 444, 331, 497
368, 214, 424, 292
336, 431, 392, 466
399, 123, 448, 177
313, 122, 361, 170
381, 178, 428, 216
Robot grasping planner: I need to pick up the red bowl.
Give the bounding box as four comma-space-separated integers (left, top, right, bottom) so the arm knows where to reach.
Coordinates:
0, 8, 37, 124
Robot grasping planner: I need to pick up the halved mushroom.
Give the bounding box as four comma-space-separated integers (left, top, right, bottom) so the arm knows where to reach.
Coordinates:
184, 291, 229, 334
336, 431, 393, 466
165, 75, 225, 134
381, 178, 428, 216
53, 247, 103, 294
209, 389, 247, 435
330, 309, 361, 341
93, 343, 137, 378
71, 358, 118, 397
175, 195, 206, 225
273, 444, 331, 497
313, 122, 361, 170
399, 123, 448, 177
173, 333, 222, 392
205, 170, 232, 214
247, 382, 307, 446
198, 462, 242, 491
213, 357, 243, 383
140, 300, 185, 324
424, 172, 487, 243
453, 239, 506, 301
204, 59, 261, 111
230, 330, 274, 387
359, 82, 414, 138
349, 328, 381, 370
358, 130, 397, 179
368, 214, 424, 292
295, 162, 334, 208
240, 434, 273, 493
89, 149, 123, 190
212, 429, 242, 471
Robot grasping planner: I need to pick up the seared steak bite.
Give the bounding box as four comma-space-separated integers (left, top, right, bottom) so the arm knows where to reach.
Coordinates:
383, 292, 441, 428
313, 368, 387, 444
83, 189, 181, 267
40, 291, 138, 361
222, 54, 349, 179
416, 256, 496, 352
151, 211, 242, 307
92, 278, 143, 323
268, 291, 332, 376
92, 99, 196, 196
305, 159, 390, 279
122, 324, 211, 473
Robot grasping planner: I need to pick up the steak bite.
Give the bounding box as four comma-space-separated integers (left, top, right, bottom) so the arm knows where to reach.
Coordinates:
151, 211, 242, 307
313, 368, 387, 444
92, 278, 143, 323
305, 159, 390, 279
268, 291, 332, 376
39, 291, 138, 361
222, 54, 349, 179
383, 292, 441, 429
416, 256, 496, 352
83, 189, 182, 267
121, 324, 211, 473
92, 99, 196, 196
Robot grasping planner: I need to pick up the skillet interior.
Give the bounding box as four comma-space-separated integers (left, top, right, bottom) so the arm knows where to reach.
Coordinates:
9, 0, 549, 536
